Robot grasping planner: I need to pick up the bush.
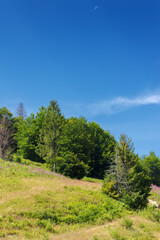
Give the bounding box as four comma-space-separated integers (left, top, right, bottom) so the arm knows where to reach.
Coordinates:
121, 218, 133, 229
102, 179, 120, 199
110, 229, 127, 240
9, 153, 22, 163
57, 153, 88, 179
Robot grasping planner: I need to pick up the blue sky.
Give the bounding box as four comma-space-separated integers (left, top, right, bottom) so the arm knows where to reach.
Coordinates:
0, 0, 160, 156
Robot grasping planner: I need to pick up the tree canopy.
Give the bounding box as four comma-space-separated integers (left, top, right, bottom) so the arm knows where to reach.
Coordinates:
143, 151, 160, 186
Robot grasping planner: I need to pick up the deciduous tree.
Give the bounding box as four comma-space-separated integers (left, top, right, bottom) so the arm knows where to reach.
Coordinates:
0, 110, 13, 159
14, 106, 47, 162
143, 152, 160, 186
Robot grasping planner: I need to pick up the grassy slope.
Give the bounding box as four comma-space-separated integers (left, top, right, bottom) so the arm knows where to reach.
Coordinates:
0, 159, 160, 240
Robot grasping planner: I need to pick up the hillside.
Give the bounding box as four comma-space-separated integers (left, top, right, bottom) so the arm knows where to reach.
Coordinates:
0, 159, 160, 240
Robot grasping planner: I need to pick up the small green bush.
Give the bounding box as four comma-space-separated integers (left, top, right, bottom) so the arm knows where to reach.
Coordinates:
151, 209, 160, 222
110, 229, 127, 240
57, 153, 88, 179
9, 153, 22, 163
93, 236, 100, 240
37, 219, 55, 232
102, 180, 120, 199
140, 206, 160, 223
121, 218, 133, 229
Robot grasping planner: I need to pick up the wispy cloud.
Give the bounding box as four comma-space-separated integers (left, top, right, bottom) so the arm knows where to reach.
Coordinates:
88, 94, 160, 115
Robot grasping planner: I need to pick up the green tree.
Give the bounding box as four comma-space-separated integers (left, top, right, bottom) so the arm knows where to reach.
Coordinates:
87, 122, 115, 179
0, 107, 14, 127
58, 118, 115, 179
37, 100, 64, 171
143, 152, 160, 186
103, 134, 151, 209
14, 106, 47, 162
57, 117, 91, 178
57, 152, 88, 179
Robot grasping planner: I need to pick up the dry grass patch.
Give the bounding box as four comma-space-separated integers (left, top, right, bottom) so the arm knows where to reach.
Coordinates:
50, 216, 160, 240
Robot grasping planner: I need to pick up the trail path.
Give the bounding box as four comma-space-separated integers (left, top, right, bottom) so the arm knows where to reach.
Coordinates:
51, 218, 129, 240
50, 216, 154, 240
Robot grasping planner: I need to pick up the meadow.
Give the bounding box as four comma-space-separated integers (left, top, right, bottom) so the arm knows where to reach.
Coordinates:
1, 159, 160, 240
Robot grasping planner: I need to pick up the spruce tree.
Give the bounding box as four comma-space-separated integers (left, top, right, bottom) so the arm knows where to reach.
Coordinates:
37, 100, 64, 172
103, 134, 151, 209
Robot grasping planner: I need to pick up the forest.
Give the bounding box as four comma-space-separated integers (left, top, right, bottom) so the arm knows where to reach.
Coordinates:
0, 100, 160, 209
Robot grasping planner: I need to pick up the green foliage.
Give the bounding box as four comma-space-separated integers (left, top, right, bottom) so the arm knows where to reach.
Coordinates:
58, 117, 91, 162
143, 152, 160, 186
10, 153, 22, 163
0, 107, 14, 126
37, 219, 56, 233
37, 100, 64, 171
139, 205, 160, 223
57, 152, 88, 179
14, 106, 47, 162
93, 236, 100, 240
87, 122, 116, 179
125, 158, 151, 209
110, 229, 127, 240
0, 101, 116, 180
20, 189, 127, 225
58, 118, 115, 179
102, 179, 120, 199
57, 117, 92, 178
121, 218, 133, 229
103, 134, 151, 209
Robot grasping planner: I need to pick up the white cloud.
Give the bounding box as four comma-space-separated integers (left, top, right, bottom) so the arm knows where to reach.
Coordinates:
88, 94, 160, 115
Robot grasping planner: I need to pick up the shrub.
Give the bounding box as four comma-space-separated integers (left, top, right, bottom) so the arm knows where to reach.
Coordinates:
102, 179, 120, 199
110, 229, 127, 240
9, 153, 22, 163
121, 218, 133, 229
57, 153, 88, 179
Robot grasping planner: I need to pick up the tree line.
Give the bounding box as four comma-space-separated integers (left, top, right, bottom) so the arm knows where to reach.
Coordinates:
1, 100, 160, 208
0, 100, 159, 182
0, 101, 115, 179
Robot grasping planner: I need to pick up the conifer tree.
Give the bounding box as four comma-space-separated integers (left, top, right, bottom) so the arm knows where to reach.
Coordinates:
16, 103, 26, 119
103, 134, 151, 209
37, 100, 64, 172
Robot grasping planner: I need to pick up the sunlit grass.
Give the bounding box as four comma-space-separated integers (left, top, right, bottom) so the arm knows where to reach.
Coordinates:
1, 159, 160, 239
0, 159, 127, 239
